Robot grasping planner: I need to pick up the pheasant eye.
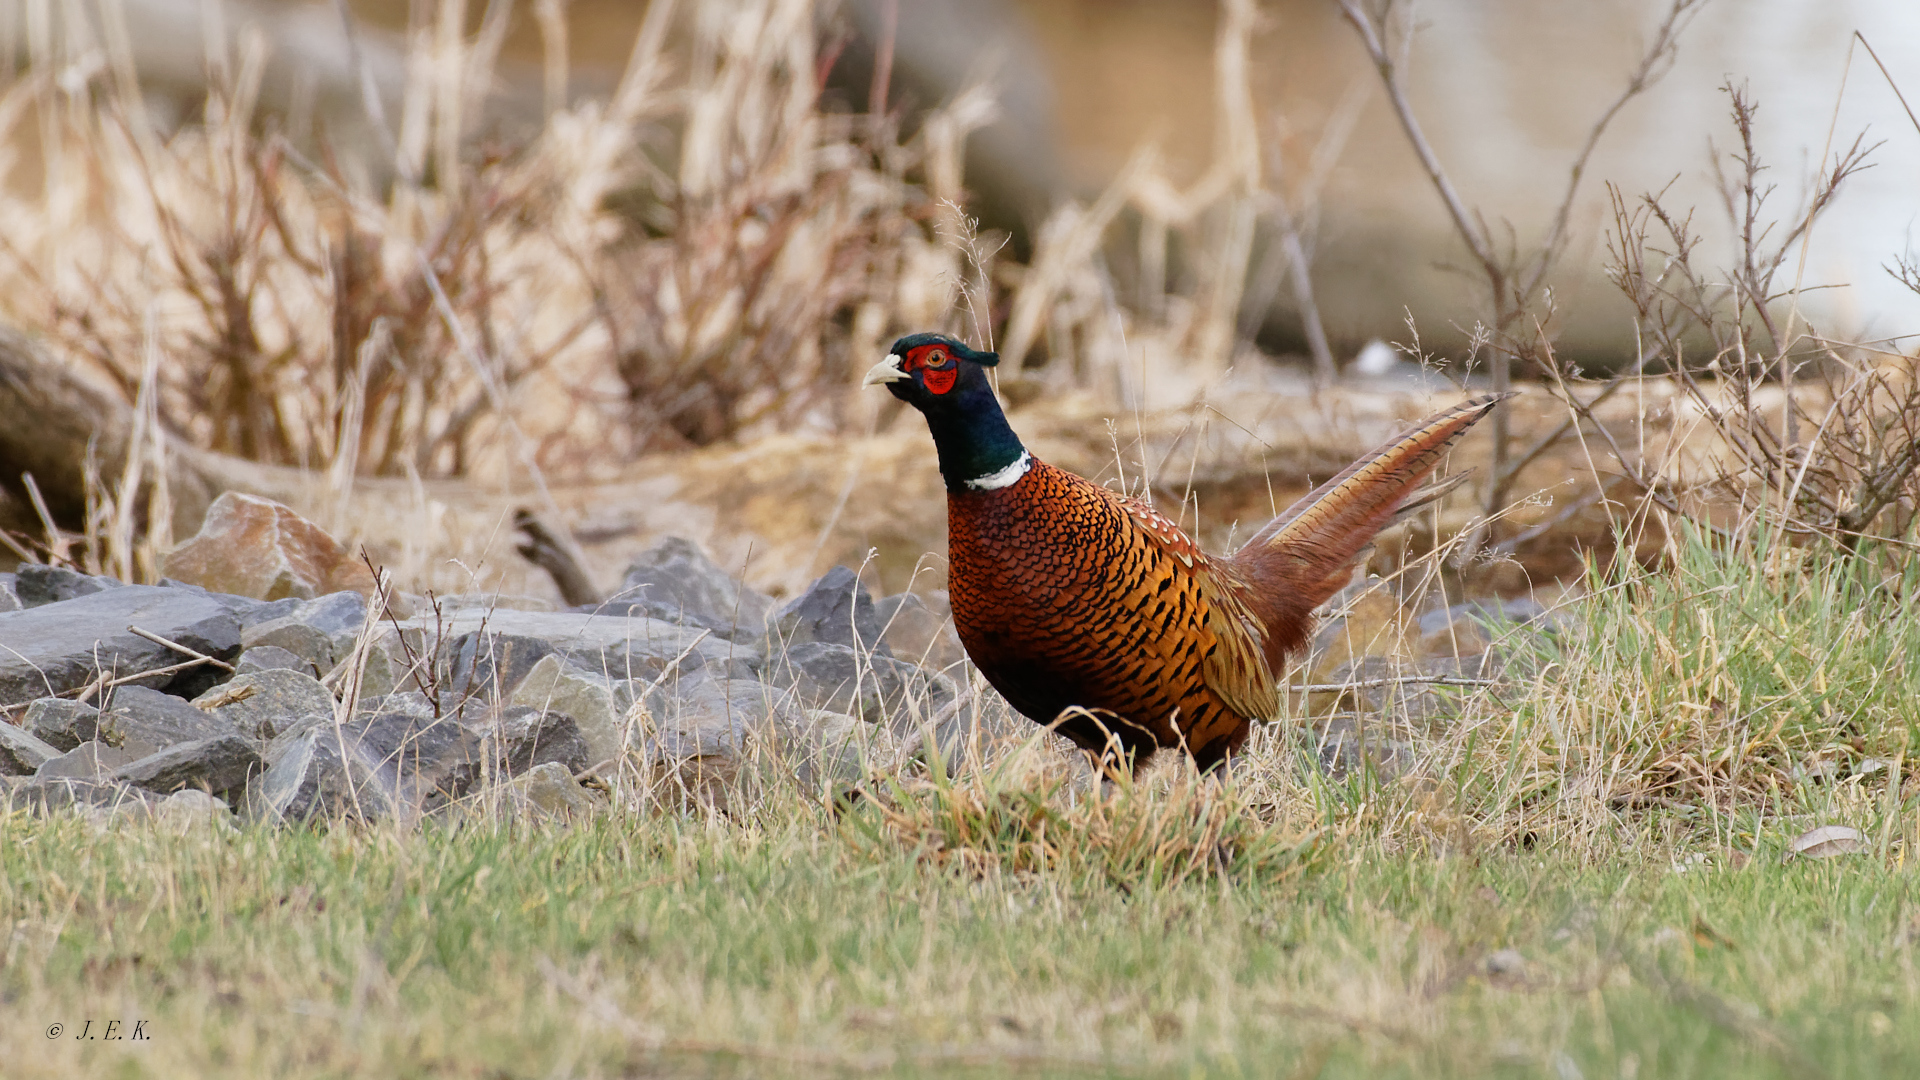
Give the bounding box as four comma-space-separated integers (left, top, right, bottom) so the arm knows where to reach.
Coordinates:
917, 346, 959, 393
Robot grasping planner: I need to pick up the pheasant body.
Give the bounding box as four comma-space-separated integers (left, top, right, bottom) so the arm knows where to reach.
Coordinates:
947, 459, 1269, 770
867, 332, 1498, 774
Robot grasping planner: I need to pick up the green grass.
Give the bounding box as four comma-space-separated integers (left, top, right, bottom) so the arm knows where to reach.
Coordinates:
2, 799, 1916, 1079
1391, 527, 1920, 855
6, 529, 1919, 1079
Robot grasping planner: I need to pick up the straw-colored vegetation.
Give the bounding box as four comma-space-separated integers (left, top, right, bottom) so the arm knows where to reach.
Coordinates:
3, 0, 1920, 1076
0, 0, 1314, 493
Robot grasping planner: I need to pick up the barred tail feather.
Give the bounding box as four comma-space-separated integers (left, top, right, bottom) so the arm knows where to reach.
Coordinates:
1225, 394, 1503, 664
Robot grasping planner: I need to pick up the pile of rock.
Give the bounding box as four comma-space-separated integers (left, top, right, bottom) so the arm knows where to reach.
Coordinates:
1, 525, 972, 828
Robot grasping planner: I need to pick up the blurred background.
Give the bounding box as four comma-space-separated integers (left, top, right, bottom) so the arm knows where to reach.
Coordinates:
0, 0, 1917, 598
7, 0, 1918, 357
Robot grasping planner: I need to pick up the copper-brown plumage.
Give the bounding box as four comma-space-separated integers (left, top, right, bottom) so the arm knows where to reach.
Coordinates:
868, 332, 1500, 774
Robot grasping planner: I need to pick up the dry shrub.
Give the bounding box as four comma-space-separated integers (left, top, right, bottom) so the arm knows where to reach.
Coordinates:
0, 0, 1011, 483
598, 0, 998, 450
0, 11, 605, 479
0, 0, 1378, 494
1575, 83, 1920, 553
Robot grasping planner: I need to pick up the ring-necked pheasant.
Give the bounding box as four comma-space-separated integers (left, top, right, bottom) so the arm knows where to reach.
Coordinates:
866, 331, 1499, 775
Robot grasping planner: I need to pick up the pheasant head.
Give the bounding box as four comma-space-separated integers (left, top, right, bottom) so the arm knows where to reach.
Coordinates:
865, 333, 1030, 493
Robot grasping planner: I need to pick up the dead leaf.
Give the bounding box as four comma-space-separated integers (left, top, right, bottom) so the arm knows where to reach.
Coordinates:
1786, 824, 1867, 860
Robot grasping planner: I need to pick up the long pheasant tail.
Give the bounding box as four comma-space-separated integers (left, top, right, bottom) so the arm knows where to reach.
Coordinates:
1227, 394, 1504, 660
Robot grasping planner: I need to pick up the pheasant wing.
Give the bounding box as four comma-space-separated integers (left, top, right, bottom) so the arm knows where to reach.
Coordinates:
1117, 497, 1279, 724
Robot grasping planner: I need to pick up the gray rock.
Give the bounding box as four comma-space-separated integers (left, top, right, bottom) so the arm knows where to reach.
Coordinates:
1317, 653, 1496, 728
1422, 651, 1503, 682
326, 633, 423, 699
354, 689, 436, 723
14, 564, 122, 607
874, 592, 967, 671
509, 654, 626, 771
580, 597, 747, 643
499, 760, 601, 820
769, 566, 890, 655
635, 671, 862, 804
154, 579, 270, 618
113, 733, 263, 796
151, 789, 237, 832
611, 536, 774, 642
241, 620, 336, 672
241, 614, 336, 664
238, 597, 303, 629
292, 591, 371, 646
192, 669, 337, 744
793, 708, 866, 787
247, 706, 482, 824
0, 585, 244, 705
235, 645, 318, 677
457, 702, 591, 777
99, 685, 238, 756
13, 775, 155, 815
237, 590, 371, 672
641, 668, 798, 768
24, 697, 102, 751
1414, 596, 1559, 658
438, 593, 557, 614
397, 609, 757, 686
765, 641, 956, 728
245, 695, 578, 824
1484, 949, 1528, 978
0, 720, 63, 775
441, 632, 555, 699
0, 573, 19, 613
37, 740, 143, 781
899, 690, 976, 768
1304, 711, 1418, 780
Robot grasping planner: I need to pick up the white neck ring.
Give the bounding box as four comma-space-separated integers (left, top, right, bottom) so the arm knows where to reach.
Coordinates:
963, 451, 1032, 491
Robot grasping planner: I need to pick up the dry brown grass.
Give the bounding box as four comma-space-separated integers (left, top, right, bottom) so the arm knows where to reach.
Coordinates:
0, 0, 1015, 486
0, 0, 1414, 492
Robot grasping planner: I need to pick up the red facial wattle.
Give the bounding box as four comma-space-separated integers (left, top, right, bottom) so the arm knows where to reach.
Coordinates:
906, 345, 958, 394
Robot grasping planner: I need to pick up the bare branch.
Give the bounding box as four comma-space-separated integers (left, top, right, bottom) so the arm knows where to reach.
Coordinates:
1335, 0, 1501, 289
1518, 0, 1708, 303
1339, 0, 1702, 543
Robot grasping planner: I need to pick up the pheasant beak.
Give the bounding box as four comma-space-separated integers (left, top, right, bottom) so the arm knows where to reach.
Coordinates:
863, 354, 909, 386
